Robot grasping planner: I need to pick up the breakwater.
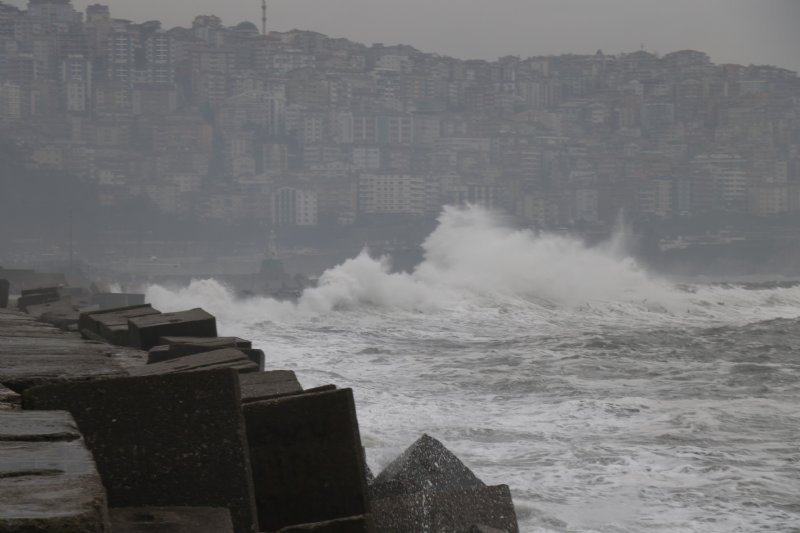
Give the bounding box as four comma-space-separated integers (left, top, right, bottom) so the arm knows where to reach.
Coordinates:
0, 277, 519, 533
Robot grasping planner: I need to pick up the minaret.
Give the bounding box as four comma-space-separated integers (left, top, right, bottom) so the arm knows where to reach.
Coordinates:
261, 0, 267, 35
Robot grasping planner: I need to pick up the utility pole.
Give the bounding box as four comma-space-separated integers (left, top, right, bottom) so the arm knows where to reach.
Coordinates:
261, 0, 267, 36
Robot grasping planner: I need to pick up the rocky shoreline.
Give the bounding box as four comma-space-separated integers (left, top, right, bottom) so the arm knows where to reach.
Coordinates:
0, 275, 519, 532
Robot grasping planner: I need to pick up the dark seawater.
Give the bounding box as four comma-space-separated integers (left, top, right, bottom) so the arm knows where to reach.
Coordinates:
147, 207, 800, 532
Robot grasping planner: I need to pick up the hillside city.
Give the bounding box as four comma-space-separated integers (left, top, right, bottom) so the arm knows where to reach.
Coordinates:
1, 0, 800, 241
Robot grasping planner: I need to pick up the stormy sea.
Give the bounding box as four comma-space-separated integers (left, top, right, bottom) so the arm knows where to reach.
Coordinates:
146, 206, 800, 533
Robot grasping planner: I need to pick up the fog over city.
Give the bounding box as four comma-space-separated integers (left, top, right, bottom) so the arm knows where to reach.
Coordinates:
2, 1, 800, 532
54, 0, 800, 72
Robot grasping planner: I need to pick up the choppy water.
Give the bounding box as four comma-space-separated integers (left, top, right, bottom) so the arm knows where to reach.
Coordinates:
147, 206, 800, 532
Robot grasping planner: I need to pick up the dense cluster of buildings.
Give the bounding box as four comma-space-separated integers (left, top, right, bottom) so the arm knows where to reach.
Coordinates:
2, 0, 800, 230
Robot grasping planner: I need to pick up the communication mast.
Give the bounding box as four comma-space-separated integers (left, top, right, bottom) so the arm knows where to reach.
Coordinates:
261, 0, 267, 35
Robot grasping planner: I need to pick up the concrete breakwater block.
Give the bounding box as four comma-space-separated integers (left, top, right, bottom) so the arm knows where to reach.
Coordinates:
148, 336, 252, 363
0, 410, 109, 532
79, 304, 162, 346
370, 434, 485, 500
239, 370, 303, 403
244, 388, 369, 531
27, 299, 81, 330
0, 315, 126, 392
372, 484, 519, 533
17, 286, 61, 312
0, 279, 9, 308
22, 368, 258, 533
129, 348, 259, 376
274, 515, 372, 532
148, 337, 264, 370
109, 507, 234, 533
128, 308, 217, 350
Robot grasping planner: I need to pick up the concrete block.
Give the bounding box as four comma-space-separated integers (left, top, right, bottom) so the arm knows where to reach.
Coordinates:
148, 336, 252, 364
22, 369, 258, 533
159, 335, 252, 349
244, 388, 369, 531
79, 305, 161, 346
0, 279, 8, 308
109, 507, 234, 533
17, 286, 61, 312
27, 299, 80, 330
0, 410, 109, 532
242, 348, 265, 371
275, 515, 371, 532
239, 370, 303, 403
0, 310, 126, 392
128, 308, 217, 350
372, 484, 518, 533
92, 293, 146, 310
78, 304, 158, 334
371, 434, 485, 500
129, 348, 259, 376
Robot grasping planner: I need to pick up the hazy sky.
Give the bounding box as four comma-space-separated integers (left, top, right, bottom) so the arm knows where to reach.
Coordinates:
12, 0, 800, 71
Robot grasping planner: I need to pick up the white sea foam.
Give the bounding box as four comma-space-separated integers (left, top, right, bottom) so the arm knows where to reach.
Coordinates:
143, 206, 800, 532
146, 205, 800, 325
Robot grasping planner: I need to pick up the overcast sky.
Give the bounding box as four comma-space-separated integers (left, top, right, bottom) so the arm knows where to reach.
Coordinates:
11, 0, 800, 71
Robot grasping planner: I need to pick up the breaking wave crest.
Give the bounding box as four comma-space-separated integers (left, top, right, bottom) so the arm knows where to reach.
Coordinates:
145, 205, 800, 325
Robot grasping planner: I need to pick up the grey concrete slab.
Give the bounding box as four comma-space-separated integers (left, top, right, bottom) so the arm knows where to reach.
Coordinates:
244, 388, 369, 532
0, 410, 109, 532
78, 305, 160, 335
130, 348, 258, 376
0, 310, 127, 392
148, 336, 253, 363
23, 368, 258, 533
239, 370, 303, 403
128, 308, 217, 350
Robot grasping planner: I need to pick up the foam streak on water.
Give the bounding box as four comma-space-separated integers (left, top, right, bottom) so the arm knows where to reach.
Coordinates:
146, 206, 800, 532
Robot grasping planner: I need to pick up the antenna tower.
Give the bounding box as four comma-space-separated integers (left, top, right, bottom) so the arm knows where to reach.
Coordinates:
261, 0, 267, 35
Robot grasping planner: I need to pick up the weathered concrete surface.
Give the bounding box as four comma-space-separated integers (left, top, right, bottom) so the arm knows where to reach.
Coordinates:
0, 308, 127, 392
244, 388, 369, 532
129, 348, 258, 376
17, 287, 62, 312
128, 308, 217, 350
80, 305, 162, 346
109, 507, 234, 533
371, 434, 485, 500
78, 305, 159, 336
0, 279, 9, 308
238, 370, 303, 403
27, 299, 80, 330
23, 368, 258, 533
160, 335, 252, 349
0, 410, 109, 532
372, 484, 519, 533
274, 515, 372, 532
148, 336, 252, 363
